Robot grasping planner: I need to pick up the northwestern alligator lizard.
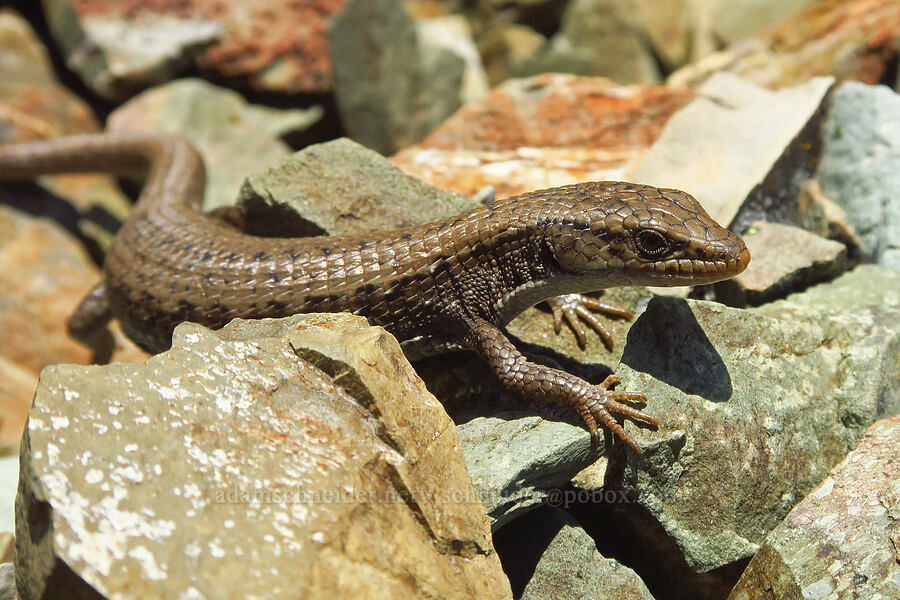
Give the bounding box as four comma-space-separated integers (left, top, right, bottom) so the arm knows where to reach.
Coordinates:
0, 133, 750, 453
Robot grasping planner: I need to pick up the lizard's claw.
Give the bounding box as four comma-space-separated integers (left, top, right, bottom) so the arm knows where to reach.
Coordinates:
575, 375, 657, 453
547, 294, 633, 350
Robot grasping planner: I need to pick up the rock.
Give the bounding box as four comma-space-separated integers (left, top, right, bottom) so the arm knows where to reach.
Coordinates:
16, 314, 511, 599
570, 266, 900, 592
0, 562, 14, 600
456, 416, 593, 529
329, 0, 465, 154
710, 0, 818, 47
728, 414, 900, 600
416, 15, 489, 104
494, 507, 654, 600
669, 0, 900, 90
108, 78, 322, 210
0, 454, 16, 540
41, 0, 221, 100
41, 0, 348, 97
0, 7, 131, 250
237, 138, 478, 236
629, 73, 834, 232
0, 205, 146, 448
513, 0, 660, 85
477, 22, 547, 87
714, 221, 848, 306
794, 179, 862, 260
392, 74, 694, 199
816, 81, 900, 270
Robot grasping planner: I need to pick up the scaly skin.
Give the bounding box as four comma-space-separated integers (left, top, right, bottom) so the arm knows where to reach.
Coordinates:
0, 133, 750, 452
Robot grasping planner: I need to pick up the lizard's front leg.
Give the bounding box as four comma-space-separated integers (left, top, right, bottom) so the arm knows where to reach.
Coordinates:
465, 317, 658, 453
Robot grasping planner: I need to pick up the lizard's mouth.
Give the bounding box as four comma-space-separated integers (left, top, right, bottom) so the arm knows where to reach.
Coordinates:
637, 245, 750, 285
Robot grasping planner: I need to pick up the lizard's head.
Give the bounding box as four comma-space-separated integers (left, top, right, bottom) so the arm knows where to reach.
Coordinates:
542, 182, 750, 287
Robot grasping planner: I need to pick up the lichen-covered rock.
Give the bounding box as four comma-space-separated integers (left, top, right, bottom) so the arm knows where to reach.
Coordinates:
604, 265, 899, 577
728, 414, 900, 600
16, 314, 511, 599
237, 137, 478, 237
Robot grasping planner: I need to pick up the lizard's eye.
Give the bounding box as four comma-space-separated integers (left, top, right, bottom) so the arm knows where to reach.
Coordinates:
635, 229, 669, 258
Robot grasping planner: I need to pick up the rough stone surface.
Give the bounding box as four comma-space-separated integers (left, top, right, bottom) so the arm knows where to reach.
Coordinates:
817, 81, 900, 270
513, 0, 660, 85
392, 74, 694, 199
729, 415, 900, 600
494, 507, 654, 600
16, 313, 511, 599
0, 562, 14, 600
108, 78, 322, 210
41, 0, 221, 100
329, 0, 465, 154
43, 0, 348, 96
630, 73, 834, 232
238, 137, 478, 236
715, 221, 848, 306
606, 266, 899, 576
670, 0, 900, 90
0, 7, 130, 246
0, 206, 145, 447
415, 14, 489, 104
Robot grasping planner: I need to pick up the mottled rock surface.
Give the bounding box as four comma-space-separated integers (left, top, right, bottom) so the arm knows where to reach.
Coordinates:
817, 81, 900, 270
729, 415, 900, 600
670, 0, 900, 90
630, 73, 834, 232
513, 0, 661, 85
109, 78, 321, 210
329, 0, 465, 154
494, 507, 654, 600
0, 206, 145, 446
16, 314, 511, 599
392, 74, 694, 199
0, 7, 130, 245
573, 265, 900, 592
715, 221, 848, 306
41, 0, 348, 97
238, 137, 478, 236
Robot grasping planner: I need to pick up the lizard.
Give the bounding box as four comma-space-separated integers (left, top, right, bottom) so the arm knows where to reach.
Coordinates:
0, 133, 750, 453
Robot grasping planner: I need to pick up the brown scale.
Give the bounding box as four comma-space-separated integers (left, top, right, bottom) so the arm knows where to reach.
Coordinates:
0, 133, 750, 453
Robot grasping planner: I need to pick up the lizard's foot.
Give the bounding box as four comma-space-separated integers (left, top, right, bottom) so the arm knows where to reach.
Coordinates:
547, 293, 633, 350
574, 375, 658, 453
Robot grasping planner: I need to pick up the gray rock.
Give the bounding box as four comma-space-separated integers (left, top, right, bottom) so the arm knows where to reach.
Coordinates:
237, 137, 478, 236
16, 314, 511, 599
494, 507, 653, 600
514, 0, 660, 85
41, 1, 222, 100
629, 73, 834, 232
715, 220, 848, 306
109, 78, 322, 210
457, 416, 592, 529
416, 15, 489, 104
817, 81, 900, 270
0, 562, 14, 600
728, 414, 900, 600
607, 266, 899, 575
329, 0, 465, 154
